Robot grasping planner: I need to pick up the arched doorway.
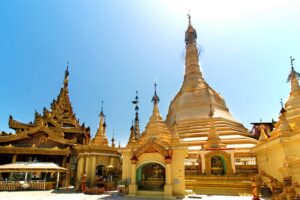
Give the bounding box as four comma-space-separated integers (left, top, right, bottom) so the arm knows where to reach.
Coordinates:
96, 165, 105, 177
136, 163, 165, 191
211, 156, 225, 175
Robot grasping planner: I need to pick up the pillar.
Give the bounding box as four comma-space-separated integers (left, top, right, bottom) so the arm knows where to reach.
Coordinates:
85, 155, 90, 180
129, 160, 137, 196
12, 155, 17, 163
200, 153, 206, 174
164, 159, 172, 197
230, 152, 236, 174
62, 156, 67, 168
91, 156, 96, 185
76, 156, 84, 190
25, 172, 28, 182
56, 172, 60, 190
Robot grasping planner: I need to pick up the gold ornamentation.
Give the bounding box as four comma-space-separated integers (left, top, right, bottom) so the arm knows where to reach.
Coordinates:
135, 141, 171, 159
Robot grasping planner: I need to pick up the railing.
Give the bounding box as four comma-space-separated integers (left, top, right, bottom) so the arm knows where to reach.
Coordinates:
0, 180, 54, 191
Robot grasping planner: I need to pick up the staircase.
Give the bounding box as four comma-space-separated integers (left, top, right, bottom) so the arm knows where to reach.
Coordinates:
185, 175, 253, 196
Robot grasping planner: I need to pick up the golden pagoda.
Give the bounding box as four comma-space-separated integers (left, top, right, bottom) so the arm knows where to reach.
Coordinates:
165, 15, 258, 177
75, 103, 121, 191
122, 85, 187, 198
251, 57, 300, 188
0, 64, 90, 186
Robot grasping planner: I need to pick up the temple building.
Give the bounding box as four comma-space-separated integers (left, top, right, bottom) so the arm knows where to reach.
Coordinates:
0, 65, 121, 190
251, 58, 300, 189
0, 66, 90, 186
122, 85, 187, 197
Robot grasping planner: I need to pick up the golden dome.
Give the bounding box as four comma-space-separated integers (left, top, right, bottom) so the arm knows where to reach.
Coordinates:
166, 17, 257, 151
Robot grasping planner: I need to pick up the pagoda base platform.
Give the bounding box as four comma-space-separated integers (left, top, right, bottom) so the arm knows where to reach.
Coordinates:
185, 174, 254, 196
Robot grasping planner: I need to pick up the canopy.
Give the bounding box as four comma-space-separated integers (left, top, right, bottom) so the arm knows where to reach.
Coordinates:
0, 162, 67, 173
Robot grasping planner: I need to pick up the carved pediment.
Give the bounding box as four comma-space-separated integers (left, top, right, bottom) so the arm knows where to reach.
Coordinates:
134, 141, 172, 159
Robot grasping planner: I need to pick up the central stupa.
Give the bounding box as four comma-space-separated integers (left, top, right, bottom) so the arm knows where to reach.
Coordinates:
166, 16, 257, 154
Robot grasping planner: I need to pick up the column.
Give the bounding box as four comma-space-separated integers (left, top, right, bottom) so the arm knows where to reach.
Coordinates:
200, 153, 206, 174
25, 172, 28, 182
56, 172, 60, 190
230, 152, 236, 174
165, 164, 172, 185
12, 155, 17, 163
129, 160, 137, 196
90, 156, 96, 185
76, 156, 84, 190
85, 155, 90, 179
164, 159, 172, 197
62, 156, 67, 168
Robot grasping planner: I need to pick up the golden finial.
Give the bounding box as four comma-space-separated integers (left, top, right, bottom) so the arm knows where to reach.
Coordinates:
100, 100, 105, 117
63, 61, 69, 88
290, 56, 295, 70
152, 83, 160, 104
187, 10, 191, 25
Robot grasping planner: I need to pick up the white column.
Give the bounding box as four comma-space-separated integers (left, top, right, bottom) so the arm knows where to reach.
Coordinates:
56, 172, 60, 190
24, 172, 28, 182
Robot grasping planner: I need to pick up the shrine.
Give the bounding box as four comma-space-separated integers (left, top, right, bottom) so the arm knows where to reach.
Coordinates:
121, 85, 187, 198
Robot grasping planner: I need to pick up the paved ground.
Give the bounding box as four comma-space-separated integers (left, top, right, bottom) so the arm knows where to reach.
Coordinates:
0, 190, 271, 200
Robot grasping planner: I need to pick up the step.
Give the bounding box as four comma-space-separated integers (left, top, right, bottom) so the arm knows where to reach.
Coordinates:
187, 187, 252, 196
185, 175, 252, 196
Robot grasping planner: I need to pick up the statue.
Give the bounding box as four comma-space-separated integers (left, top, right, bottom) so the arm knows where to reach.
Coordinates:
153, 165, 162, 178
81, 172, 87, 192
251, 174, 262, 200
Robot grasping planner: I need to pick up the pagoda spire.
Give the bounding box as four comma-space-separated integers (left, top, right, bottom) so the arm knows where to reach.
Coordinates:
64, 61, 70, 89
111, 131, 115, 148
278, 104, 291, 135
100, 100, 104, 117
93, 101, 108, 146
50, 63, 79, 127
258, 124, 269, 141
152, 83, 160, 105
287, 56, 300, 93
132, 91, 140, 140
184, 14, 203, 85
126, 120, 136, 147
150, 83, 163, 122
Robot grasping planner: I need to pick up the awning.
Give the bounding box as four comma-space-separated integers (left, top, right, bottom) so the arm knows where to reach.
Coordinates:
0, 162, 67, 173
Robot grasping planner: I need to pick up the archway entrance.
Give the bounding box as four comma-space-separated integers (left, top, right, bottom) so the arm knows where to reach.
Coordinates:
96, 165, 105, 177
211, 156, 225, 175
136, 163, 165, 191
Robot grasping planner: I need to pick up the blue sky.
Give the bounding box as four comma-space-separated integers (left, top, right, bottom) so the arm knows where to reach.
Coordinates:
0, 0, 300, 146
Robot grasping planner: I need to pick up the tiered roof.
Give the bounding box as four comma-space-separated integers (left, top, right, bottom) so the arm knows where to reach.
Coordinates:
0, 65, 90, 145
